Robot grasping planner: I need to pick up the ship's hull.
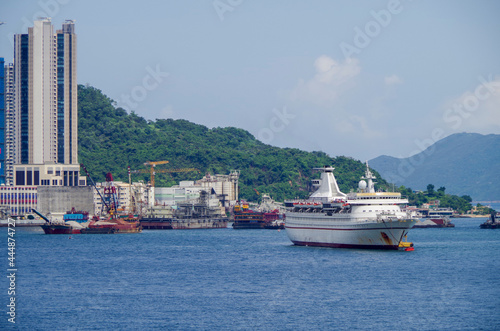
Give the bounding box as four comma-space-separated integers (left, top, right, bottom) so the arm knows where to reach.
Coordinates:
232, 221, 266, 229
285, 213, 417, 250
80, 227, 116, 234
140, 218, 228, 230
232, 210, 284, 229
81, 222, 142, 234
263, 222, 285, 230
480, 223, 500, 229
40, 224, 82, 234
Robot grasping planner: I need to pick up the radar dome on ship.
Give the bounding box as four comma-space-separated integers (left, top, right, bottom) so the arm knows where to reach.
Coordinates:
358, 180, 367, 190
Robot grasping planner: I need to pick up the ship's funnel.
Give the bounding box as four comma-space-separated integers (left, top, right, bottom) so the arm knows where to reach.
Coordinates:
310, 167, 346, 201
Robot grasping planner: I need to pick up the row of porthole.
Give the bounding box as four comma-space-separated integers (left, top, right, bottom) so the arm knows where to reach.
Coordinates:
359, 196, 397, 199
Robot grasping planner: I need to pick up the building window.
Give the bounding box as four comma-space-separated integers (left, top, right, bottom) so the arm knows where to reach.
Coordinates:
34, 170, 40, 185
26, 171, 32, 185
16, 171, 24, 185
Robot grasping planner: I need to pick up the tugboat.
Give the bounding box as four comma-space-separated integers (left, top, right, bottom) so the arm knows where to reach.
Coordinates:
480, 212, 500, 229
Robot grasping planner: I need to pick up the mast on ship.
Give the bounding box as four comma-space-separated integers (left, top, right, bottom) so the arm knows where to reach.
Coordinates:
359, 161, 376, 193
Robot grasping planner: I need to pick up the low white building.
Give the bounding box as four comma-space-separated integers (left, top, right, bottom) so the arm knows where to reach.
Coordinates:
155, 171, 239, 207
0, 186, 38, 216
91, 171, 240, 214
92, 181, 152, 215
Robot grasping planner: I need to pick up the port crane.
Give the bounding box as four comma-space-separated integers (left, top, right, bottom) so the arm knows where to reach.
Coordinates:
130, 161, 198, 187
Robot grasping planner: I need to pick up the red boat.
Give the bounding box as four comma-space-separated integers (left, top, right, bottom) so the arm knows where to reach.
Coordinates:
81, 214, 142, 234
79, 165, 142, 234
33, 208, 90, 234
40, 223, 83, 234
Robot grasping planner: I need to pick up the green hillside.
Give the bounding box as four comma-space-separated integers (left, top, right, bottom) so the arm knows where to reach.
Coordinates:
77, 84, 388, 201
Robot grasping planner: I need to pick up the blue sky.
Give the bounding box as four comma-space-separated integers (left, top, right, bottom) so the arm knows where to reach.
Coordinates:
1, 0, 499, 161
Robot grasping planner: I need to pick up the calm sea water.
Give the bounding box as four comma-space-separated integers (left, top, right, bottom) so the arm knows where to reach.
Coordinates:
1, 218, 499, 330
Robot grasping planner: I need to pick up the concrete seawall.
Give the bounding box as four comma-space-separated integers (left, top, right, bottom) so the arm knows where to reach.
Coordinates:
37, 186, 95, 216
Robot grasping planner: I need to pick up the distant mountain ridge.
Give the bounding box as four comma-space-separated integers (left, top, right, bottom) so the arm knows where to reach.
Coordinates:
369, 133, 500, 201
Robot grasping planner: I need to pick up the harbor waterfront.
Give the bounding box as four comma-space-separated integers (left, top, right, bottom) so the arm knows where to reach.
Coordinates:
1, 218, 499, 330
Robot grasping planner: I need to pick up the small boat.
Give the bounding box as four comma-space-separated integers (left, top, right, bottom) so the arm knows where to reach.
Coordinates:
40, 222, 85, 235
413, 217, 455, 228
263, 218, 285, 229
32, 208, 89, 234
480, 212, 500, 229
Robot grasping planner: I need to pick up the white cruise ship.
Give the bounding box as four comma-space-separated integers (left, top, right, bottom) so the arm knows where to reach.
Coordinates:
284, 163, 416, 250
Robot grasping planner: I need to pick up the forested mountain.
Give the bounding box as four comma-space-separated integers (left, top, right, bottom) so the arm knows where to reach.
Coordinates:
369, 133, 500, 201
78, 85, 388, 201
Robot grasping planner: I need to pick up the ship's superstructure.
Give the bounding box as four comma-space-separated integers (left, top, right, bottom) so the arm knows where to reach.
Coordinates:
140, 190, 228, 229
285, 162, 416, 250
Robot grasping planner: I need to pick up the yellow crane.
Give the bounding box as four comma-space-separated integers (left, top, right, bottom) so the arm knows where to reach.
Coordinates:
131, 161, 198, 187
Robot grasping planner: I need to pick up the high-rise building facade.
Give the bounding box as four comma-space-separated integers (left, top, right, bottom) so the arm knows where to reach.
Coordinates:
14, 18, 57, 165
4, 63, 15, 185
9, 18, 84, 188
12, 18, 78, 167
56, 20, 78, 165
0, 58, 5, 185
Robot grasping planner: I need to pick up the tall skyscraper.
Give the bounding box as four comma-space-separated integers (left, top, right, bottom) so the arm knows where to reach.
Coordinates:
13, 18, 78, 166
0, 58, 5, 185
14, 18, 57, 165
10, 18, 84, 187
56, 20, 78, 165
4, 63, 15, 185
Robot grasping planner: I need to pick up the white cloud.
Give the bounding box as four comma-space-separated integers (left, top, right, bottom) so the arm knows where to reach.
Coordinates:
441, 76, 500, 133
384, 74, 402, 86
335, 115, 384, 138
290, 55, 361, 107
161, 104, 175, 118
